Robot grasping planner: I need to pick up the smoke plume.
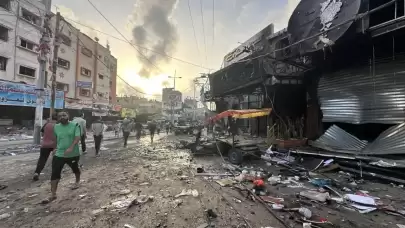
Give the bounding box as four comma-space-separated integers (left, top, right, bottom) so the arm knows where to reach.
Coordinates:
131, 0, 179, 77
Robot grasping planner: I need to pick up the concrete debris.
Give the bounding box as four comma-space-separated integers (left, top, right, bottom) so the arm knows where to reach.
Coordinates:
175, 189, 199, 198
124, 224, 135, 228
91, 209, 104, 216
0, 213, 11, 220
300, 191, 330, 202
119, 189, 131, 195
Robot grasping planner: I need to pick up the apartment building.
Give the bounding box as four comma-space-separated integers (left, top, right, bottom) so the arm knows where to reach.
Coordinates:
75, 32, 96, 106
50, 18, 79, 98
94, 42, 110, 104
109, 54, 117, 103
0, 2, 117, 113
0, 0, 51, 84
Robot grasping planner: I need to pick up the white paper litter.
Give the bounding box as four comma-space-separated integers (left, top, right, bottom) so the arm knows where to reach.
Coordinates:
344, 194, 376, 206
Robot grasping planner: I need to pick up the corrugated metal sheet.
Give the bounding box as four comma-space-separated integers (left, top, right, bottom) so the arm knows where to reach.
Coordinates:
363, 123, 405, 155
318, 60, 405, 124
309, 125, 368, 154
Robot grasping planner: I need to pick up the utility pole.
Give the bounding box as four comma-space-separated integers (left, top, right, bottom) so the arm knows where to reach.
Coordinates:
50, 12, 62, 118
33, 12, 53, 144
168, 70, 181, 123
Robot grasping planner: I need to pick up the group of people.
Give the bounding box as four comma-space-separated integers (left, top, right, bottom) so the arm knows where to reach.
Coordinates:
32, 112, 163, 203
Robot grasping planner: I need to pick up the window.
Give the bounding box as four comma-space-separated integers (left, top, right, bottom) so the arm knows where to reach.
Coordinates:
81, 47, 93, 57
21, 8, 41, 26
56, 82, 69, 92
0, 25, 8, 42
109, 80, 112, 86
104, 56, 109, 63
0, 56, 7, 71
57, 58, 70, 69
97, 92, 104, 98
98, 74, 104, 80
0, 0, 10, 10
19, 66, 36, 78
60, 34, 71, 46
81, 67, 91, 77
80, 88, 91, 97
20, 38, 36, 51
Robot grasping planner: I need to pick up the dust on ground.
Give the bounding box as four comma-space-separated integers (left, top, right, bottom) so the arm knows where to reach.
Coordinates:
0, 135, 284, 228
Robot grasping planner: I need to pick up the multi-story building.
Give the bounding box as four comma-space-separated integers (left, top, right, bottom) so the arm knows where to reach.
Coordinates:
109, 54, 117, 103
75, 32, 96, 106
0, 0, 51, 84
50, 18, 78, 98
94, 41, 110, 104
0, 4, 118, 122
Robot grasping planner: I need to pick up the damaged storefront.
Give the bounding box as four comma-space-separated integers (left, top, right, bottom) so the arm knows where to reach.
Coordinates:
208, 26, 308, 142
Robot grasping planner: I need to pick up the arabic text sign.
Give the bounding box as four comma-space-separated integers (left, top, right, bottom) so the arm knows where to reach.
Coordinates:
0, 81, 64, 109
76, 81, 92, 88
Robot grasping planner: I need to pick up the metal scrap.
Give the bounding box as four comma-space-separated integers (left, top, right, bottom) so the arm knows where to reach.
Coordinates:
310, 125, 367, 154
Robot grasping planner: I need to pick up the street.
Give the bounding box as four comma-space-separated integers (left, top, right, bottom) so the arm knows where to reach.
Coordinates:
0, 133, 284, 228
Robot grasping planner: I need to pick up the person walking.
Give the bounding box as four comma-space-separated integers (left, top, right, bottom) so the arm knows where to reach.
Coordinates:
72, 113, 87, 154
121, 117, 131, 147
165, 122, 170, 135
148, 120, 157, 143
91, 117, 104, 157
33, 113, 58, 181
114, 122, 120, 138
43, 111, 81, 203
134, 121, 142, 140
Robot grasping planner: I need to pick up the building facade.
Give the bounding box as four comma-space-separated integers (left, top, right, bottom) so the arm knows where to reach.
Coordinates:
0, 4, 119, 124
0, 0, 51, 84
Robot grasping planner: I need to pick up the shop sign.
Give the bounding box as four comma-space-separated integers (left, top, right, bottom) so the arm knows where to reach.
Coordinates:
76, 81, 92, 88
0, 81, 64, 109
223, 23, 274, 67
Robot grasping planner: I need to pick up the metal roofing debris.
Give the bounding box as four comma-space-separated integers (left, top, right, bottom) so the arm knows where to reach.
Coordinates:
311, 122, 405, 155
309, 125, 368, 154
363, 122, 405, 155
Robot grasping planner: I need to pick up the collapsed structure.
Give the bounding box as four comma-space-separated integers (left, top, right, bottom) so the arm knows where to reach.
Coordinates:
206, 0, 405, 159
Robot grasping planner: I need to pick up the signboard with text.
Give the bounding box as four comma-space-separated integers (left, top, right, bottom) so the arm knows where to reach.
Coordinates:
223, 23, 274, 67
0, 81, 64, 109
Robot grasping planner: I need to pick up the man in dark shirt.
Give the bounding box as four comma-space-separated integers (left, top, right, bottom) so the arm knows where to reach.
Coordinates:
134, 121, 143, 140
147, 121, 157, 143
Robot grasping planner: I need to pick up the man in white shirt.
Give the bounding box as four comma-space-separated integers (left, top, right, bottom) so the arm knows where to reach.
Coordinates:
72, 113, 87, 154
91, 117, 104, 157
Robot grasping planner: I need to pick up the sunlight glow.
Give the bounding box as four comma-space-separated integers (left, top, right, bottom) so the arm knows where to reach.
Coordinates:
122, 68, 168, 98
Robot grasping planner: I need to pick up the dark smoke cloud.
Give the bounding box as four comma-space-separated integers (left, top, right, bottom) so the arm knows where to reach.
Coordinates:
131, 0, 179, 77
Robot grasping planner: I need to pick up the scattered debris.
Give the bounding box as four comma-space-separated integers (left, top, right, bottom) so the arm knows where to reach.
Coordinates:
175, 189, 199, 198
0, 213, 11, 220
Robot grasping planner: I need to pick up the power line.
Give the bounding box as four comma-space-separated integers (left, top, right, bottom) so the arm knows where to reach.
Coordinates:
212, 0, 215, 46
64, 23, 161, 97
18, 0, 213, 71
63, 17, 212, 71
86, 0, 163, 74
199, 0, 208, 66
187, 0, 202, 68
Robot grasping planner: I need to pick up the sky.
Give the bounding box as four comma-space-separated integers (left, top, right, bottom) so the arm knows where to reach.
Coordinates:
52, 0, 300, 100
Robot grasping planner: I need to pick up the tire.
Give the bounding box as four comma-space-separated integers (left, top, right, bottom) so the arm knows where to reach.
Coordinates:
228, 148, 243, 165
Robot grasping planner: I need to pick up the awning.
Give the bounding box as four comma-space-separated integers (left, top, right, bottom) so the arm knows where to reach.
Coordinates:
208, 108, 272, 123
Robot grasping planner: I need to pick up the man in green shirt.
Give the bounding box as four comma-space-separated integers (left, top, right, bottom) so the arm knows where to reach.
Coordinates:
45, 111, 81, 203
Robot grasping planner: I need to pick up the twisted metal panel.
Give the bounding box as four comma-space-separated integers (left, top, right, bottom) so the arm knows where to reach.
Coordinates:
363, 123, 405, 155
309, 125, 368, 154
318, 61, 405, 124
